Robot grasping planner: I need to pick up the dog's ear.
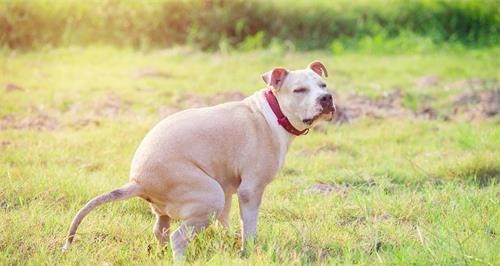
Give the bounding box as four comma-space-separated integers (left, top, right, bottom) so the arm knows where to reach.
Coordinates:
261, 68, 289, 90
308, 61, 328, 78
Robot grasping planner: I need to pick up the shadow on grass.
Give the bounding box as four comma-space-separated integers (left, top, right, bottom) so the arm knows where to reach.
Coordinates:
463, 165, 499, 187
435, 157, 499, 187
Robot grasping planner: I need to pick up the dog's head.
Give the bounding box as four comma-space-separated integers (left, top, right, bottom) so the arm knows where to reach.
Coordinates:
262, 61, 336, 129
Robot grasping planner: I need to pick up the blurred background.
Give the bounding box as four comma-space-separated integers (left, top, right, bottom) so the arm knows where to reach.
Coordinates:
1, 0, 498, 52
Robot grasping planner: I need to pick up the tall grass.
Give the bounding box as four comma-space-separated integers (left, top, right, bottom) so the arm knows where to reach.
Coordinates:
1, 0, 498, 51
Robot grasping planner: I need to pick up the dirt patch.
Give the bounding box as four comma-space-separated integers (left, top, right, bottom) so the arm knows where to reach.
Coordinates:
333, 87, 499, 123
417, 106, 438, 120
445, 78, 496, 90
0, 140, 11, 147
0, 108, 59, 131
171, 93, 206, 108
304, 183, 350, 195
414, 75, 439, 88
131, 68, 173, 79
71, 118, 101, 129
333, 90, 411, 123
92, 94, 133, 118
452, 89, 500, 120
298, 144, 340, 156
5, 83, 25, 92
63, 94, 135, 127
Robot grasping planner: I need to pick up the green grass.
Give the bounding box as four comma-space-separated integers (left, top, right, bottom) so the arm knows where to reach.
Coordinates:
0, 46, 499, 265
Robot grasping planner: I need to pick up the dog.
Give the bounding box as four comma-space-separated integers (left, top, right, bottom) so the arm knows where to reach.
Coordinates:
63, 61, 336, 259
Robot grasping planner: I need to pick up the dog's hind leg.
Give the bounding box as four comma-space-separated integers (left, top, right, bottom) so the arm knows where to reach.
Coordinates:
168, 175, 225, 260
217, 193, 233, 228
170, 219, 209, 259
153, 214, 171, 246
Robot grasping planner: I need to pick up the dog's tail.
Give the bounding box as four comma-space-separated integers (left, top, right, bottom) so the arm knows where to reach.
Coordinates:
62, 182, 142, 251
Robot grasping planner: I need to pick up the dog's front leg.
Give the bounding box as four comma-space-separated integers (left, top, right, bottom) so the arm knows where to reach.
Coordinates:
237, 182, 265, 254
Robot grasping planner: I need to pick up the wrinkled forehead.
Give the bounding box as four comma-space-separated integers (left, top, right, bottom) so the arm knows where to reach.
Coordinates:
283, 69, 323, 88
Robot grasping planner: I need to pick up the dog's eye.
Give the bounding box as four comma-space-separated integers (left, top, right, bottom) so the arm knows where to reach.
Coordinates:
319, 83, 327, 89
293, 87, 308, 93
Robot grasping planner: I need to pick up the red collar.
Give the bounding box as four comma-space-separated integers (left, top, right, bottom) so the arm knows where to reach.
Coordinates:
264, 89, 309, 136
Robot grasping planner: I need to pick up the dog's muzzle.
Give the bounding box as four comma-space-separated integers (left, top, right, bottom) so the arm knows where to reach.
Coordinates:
302, 94, 336, 125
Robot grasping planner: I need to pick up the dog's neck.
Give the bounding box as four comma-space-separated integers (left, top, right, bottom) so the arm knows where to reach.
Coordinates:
248, 89, 297, 168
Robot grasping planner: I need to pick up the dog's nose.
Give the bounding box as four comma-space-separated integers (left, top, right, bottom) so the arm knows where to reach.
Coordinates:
319, 93, 333, 109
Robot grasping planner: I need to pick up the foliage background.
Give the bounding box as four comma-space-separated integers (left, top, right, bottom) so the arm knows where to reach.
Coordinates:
1, 0, 499, 51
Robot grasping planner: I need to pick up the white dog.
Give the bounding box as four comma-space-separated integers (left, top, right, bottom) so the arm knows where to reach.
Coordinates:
63, 61, 336, 259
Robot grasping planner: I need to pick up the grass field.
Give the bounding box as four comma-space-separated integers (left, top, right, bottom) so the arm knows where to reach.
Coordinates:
0, 46, 499, 265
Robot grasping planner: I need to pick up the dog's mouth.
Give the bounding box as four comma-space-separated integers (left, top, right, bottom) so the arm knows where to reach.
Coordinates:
302, 105, 336, 125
